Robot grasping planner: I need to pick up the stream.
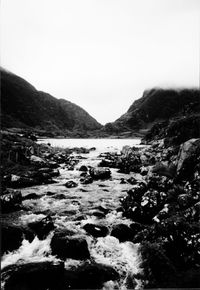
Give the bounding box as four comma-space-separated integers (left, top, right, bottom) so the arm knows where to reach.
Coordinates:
1, 138, 143, 289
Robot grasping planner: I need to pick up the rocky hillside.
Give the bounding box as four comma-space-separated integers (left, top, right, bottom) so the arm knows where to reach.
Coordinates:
1, 68, 102, 134
103, 88, 200, 134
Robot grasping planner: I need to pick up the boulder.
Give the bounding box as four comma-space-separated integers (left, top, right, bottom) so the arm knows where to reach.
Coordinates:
2, 261, 65, 290
28, 215, 54, 240
50, 230, 90, 260
1, 189, 22, 213
30, 155, 46, 165
1, 223, 34, 254
80, 175, 93, 184
83, 223, 108, 238
111, 224, 134, 242
89, 167, 111, 180
79, 165, 88, 171
64, 262, 119, 289
65, 180, 78, 188
152, 162, 176, 178
176, 138, 200, 179
22, 193, 41, 200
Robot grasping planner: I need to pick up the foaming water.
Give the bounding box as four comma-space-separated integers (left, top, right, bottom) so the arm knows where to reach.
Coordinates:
2, 138, 143, 288
1, 233, 58, 269
89, 236, 141, 284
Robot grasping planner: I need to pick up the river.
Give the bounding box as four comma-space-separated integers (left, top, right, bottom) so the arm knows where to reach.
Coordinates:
2, 138, 143, 289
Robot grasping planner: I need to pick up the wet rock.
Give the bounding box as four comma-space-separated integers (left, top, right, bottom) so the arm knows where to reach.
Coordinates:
88, 210, 105, 218
28, 215, 54, 240
111, 224, 134, 242
48, 161, 59, 168
30, 155, 46, 165
65, 180, 78, 188
177, 194, 193, 209
22, 193, 41, 200
83, 223, 109, 237
53, 193, 66, 199
120, 178, 127, 184
2, 261, 65, 290
8, 175, 38, 188
94, 205, 110, 214
80, 171, 87, 177
1, 189, 22, 213
127, 176, 138, 185
130, 222, 145, 236
64, 262, 119, 289
176, 138, 200, 179
51, 231, 90, 260
89, 167, 111, 180
90, 147, 96, 151
1, 223, 34, 254
46, 191, 56, 196
79, 165, 88, 171
80, 175, 93, 184
152, 162, 176, 178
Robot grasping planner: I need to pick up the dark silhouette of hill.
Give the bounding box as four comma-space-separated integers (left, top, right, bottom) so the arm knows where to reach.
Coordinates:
103, 88, 200, 134
1, 68, 102, 133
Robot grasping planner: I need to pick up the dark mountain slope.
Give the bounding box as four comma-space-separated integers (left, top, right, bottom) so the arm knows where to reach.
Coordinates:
0, 68, 102, 132
103, 88, 200, 134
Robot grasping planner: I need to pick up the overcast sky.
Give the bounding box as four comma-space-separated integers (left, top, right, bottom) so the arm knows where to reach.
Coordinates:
1, 0, 200, 124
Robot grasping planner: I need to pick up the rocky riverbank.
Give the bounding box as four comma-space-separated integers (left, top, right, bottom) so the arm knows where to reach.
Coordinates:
98, 137, 200, 288
1, 131, 200, 289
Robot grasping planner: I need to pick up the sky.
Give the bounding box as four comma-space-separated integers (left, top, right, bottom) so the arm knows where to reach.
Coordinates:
1, 0, 200, 125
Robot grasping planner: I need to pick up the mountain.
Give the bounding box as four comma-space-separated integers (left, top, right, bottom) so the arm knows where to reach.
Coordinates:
0, 68, 102, 134
103, 88, 200, 134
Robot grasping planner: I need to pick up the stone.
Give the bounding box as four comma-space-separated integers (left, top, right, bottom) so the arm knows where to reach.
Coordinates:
2, 261, 65, 290
176, 138, 200, 179
110, 224, 134, 242
83, 223, 109, 237
30, 155, 46, 165
79, 165, 88, 171
28, 215, 54, 240
89, 167, 111, 180
1, 223, 34, 254
80, 175, 93, 184
1, 189, 22, 212
65, 180, 78, 188
51, 231, 90, 260
64, 262, 119, 289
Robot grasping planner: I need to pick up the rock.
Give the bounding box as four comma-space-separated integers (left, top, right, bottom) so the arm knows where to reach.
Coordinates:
110, 224, 134, 242
2, 261, 65, 290
48, 161, 59, 168
65, 180, 78, 188
1, 189, 22, 212
176, 138, 200, 179
80, 175, 93, 184
88, 210, 105, 218
120, 178, 127, 184
1, 223, 34, 254
28, 215, 54, 239
90, 147, 96, 151
22, 193, 40, 200
177, 194, 193, 209
79, 165, 88, 171
83, 223, 109, 237
64, 262, 119, 289
152, 162, 176, 178
89, 167, 111, 180
51, 230, 90, 260
94, 205, 110, 214
80, 171, 87, 177
130, 222, 145, 236
127, 176, 138, 185
30, 155, 46, 165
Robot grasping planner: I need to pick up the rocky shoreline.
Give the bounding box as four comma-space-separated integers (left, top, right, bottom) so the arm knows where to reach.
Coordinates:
1, 130, 200, 289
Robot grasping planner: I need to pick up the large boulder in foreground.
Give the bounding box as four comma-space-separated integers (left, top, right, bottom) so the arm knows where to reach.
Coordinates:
64, 262, 119, 289
2, 261, 65, 290
89, 167, 111, 180
50, 230, 90, 260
